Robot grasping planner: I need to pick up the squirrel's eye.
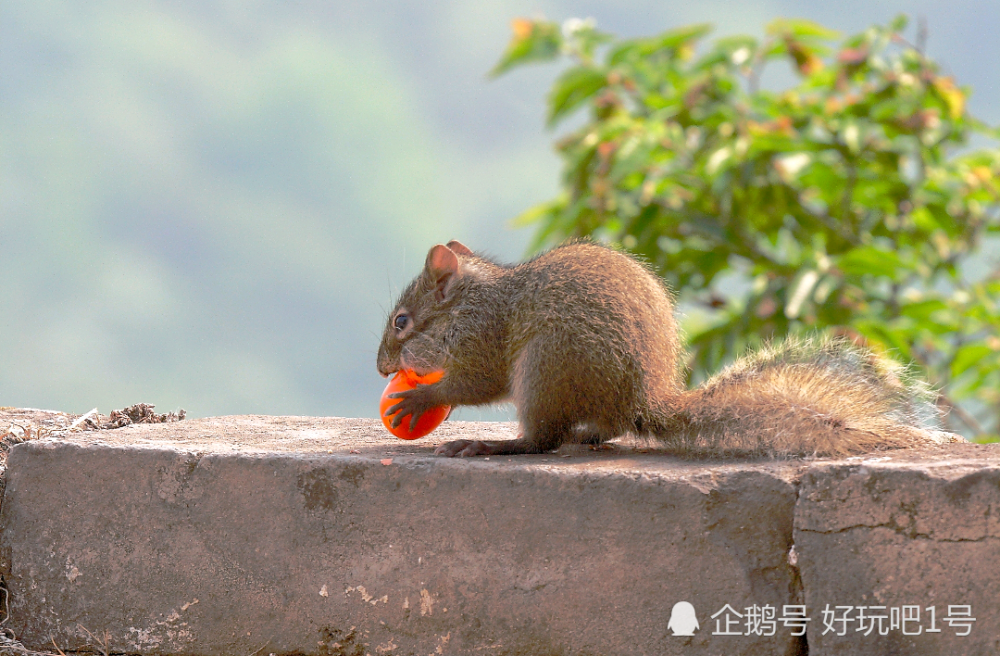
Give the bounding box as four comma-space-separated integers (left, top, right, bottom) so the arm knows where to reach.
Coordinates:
393, 314, 409, 331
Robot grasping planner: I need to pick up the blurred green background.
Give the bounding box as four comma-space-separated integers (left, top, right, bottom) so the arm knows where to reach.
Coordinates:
2, 1, 998, 420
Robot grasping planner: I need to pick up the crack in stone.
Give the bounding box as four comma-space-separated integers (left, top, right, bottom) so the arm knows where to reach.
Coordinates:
797, 523, 998, 543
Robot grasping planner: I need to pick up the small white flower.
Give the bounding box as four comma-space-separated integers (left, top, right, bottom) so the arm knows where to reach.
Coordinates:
562, 17, 597, 39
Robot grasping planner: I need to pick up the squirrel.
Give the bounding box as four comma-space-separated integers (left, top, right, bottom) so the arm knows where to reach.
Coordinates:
377, 240, 952, 457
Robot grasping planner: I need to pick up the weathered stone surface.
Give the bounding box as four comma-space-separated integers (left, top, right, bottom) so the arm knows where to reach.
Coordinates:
0, 416, 805, 656
795, 448, 1000, 656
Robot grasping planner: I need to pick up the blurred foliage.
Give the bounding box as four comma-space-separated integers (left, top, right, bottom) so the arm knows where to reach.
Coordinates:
495, 16, 1000, 439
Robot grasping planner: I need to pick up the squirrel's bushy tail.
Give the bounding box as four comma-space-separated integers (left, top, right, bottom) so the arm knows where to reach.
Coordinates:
650, 336, 957, 457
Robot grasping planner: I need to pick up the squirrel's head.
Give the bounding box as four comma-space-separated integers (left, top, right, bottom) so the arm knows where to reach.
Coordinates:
377, 240, 475, 377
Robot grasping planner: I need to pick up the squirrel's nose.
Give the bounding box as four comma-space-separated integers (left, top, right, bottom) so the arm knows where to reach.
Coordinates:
376, 355, 397, 378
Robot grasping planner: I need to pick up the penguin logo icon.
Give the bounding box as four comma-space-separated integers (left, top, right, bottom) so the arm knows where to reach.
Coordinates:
668, 601, 700, 636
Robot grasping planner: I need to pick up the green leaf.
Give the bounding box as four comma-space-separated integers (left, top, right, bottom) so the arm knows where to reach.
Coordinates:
852, 320, 913, 359
899, 298, 948, 321
951, 344, 994, 378
490, 19, 562, 78
766, 18, 841, 42
909, 206, 940, 232
837, 246, 906, 281
888, 14, 909, 32
510, 197, 565, 228
607, 23, 712, 65
547, 67, 609, 126
649, 22, 713, 51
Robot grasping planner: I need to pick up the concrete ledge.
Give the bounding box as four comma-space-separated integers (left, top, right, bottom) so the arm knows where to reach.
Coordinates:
796, 457, 1000, 656
0, 414, 997, 655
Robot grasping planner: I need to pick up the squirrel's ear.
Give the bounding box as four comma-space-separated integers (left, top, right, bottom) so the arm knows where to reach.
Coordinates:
424, 244, 461, 301
445, 240, 473, 256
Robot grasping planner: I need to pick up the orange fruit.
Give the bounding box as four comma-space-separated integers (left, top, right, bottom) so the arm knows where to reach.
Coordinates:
379, 369, 450, 440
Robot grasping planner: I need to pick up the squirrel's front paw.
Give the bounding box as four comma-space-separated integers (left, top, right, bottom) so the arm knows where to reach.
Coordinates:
385, 386, 436, 431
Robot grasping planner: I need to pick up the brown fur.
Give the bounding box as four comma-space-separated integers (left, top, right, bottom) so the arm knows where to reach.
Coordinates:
377, 241, 952, 457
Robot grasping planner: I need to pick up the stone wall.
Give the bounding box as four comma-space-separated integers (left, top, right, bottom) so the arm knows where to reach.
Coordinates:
0, 414, 996, 655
